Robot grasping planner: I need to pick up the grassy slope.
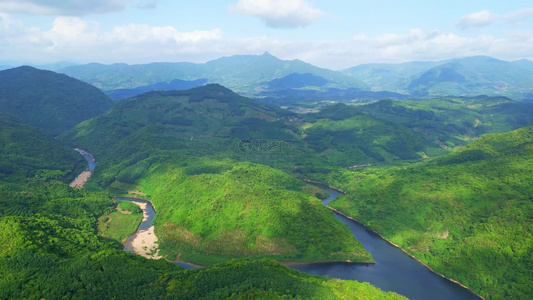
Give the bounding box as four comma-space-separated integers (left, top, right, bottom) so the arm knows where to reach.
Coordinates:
328, 127, 533, 299
97, 201, 143, 243
139, 159, 372, 265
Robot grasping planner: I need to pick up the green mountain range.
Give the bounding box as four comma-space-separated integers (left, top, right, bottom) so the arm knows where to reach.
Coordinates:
344, 56, 533, 100
59, 84, 372, 264
58, 52, 367, 96
2, 65, 532, 299
0, 66, 113, 136
0, 71, 405, 299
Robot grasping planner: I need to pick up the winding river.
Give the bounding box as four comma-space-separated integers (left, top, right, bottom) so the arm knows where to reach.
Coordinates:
75, 150, 480, 299
118, 186, 480, 300
292, 187, 480, 300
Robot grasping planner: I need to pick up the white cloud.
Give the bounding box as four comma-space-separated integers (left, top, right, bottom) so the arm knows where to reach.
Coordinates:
0, 14, 531, 69
229, 0, 325, 28
502, 7, 533, 22
458, 8, 533, 29
458, 10, 498, 29
0, 0, 156, 15
0, 13, 24, 38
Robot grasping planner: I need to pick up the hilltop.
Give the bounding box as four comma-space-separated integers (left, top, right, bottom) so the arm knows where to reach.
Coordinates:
0, 66, 113, 136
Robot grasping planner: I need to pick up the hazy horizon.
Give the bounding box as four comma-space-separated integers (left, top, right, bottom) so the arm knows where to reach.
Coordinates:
1, 1, 532, 69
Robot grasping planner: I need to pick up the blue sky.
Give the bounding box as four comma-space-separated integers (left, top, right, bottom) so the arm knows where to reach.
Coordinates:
0, 0, 532, 69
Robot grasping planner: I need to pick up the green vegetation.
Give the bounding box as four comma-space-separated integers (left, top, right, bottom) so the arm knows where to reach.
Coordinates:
298, 96, 532, 167
328, 127, 533, 299
0, 111, 403, 299
0, 182, 400, 299
57, 83, 533, 297
59, 52, 367, 96
343, 56, 533, 100
138, 159, 371, 265
97, 201, 143, 243
0, 114, 85, 183
0, 66, 113, 136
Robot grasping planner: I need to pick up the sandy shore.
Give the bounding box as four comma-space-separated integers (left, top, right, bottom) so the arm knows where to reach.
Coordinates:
129, 201, 162, 259
69, 171, 91, 188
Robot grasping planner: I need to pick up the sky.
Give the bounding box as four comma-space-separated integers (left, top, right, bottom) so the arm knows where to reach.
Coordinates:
0, 0, 532, 69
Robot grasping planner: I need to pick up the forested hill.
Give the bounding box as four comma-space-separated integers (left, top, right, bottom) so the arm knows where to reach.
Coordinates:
0, 66, 113, 136
0, 114, 85, 183
328, 126, 533, 299
60, 84, 305, 170
0, 120, 402, 299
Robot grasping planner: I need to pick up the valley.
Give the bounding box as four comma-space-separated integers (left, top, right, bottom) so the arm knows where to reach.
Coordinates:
1, 54, 532, 299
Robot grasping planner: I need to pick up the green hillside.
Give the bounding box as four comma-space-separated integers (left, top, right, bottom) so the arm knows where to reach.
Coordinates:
139, 159, 372, 265
0, 111, 400, 300
357, 96, 533, 147
301, 104, 431, 166
297, 96, 532, 168
0, 114, 85, 183
328, 127, 533, 299
60, 84, 319, 181
0, 66, 113, 136
0, 178, 398, 300
61, 84, 372, 264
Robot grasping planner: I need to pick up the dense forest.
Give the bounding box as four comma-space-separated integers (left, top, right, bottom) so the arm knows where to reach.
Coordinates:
0, 66, 113, 136
2, 66, 532, 299
0, 105, 402, 299
138, 159, 372, 265
328, 127, 533, 299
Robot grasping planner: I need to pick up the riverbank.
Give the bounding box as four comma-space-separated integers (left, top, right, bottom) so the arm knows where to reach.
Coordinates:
69, 170, 91, 188
125, 200, 161, 260
280, 259, 374, 266
328, 206, 484, 300
302, 179, 347, 194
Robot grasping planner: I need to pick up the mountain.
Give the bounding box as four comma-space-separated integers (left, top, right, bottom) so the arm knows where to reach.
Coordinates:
343, 60, 447, 92
344, 56, 533, 100
60, 84, 301, 169
105, 78, 208, 101
512, 58, 533, 72
297, 96, 533, 168
61, 84, 372, 264
58, 52, 368, 97
0, 66, 113, 136
328, 126, 533, 299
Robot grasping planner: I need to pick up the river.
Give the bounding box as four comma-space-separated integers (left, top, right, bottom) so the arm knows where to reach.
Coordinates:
292, 186, 481, 300
74, 150, 480, 299
118, 186, 480, 299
